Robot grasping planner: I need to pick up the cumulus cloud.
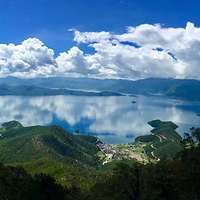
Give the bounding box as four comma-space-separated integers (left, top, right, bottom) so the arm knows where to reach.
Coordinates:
1, 22, 200, 79
0, 38, 56, 77
56, 46, 100, 76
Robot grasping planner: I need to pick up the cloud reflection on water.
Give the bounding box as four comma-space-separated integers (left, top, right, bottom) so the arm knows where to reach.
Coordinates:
0, 95, 200, 143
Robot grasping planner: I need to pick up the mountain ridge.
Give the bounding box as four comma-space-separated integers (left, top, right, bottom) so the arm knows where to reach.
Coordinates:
0, 84, 123, 96
0, 121, 101, 188
1, 76, 200, 100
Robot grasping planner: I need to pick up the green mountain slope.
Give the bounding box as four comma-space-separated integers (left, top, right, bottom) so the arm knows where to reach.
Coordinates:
0, 119, 183, 188
2, 121, 23, 130
0, 121, 101, 188
135, 120, 182, 159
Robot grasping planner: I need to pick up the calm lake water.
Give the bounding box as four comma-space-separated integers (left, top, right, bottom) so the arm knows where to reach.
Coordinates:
1, 95, 200, 144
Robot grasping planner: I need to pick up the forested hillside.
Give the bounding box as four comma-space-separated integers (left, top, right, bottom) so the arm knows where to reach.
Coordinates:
0, 121, 101, 188
1, 126, 200, 199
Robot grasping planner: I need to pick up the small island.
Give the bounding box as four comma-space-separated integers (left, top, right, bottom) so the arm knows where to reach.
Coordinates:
131, 100, 137, 104
74, 129, 80, 133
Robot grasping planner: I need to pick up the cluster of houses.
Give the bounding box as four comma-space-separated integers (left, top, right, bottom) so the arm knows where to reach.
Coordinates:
98, 143, 136, 164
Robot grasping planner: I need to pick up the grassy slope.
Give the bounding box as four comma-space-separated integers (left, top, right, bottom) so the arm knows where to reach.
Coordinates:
135, 120, 182, 159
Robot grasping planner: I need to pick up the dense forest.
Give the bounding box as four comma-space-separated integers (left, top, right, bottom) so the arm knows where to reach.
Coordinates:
1, 127, 200, 200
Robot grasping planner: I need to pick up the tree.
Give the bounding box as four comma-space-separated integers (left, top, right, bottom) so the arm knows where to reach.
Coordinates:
29, 173, 66, 200
191, 127, 200, 143
0, 164, 32, 200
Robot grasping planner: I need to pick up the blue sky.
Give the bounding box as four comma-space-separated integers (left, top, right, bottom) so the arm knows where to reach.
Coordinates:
0, 0, 199, 55
1, 0, 200, 80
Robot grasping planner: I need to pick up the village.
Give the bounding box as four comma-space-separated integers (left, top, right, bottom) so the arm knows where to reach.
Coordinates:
97, 142, 149, 165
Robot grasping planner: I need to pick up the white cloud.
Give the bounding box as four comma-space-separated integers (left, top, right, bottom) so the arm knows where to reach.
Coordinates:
0, 38, 56, 78
56, 46, 98, 76
1, 22, 200, 79
69, 28, 112, 44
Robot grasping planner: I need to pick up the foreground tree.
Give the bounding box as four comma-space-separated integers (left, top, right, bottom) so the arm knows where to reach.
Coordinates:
87, 162, 142, 200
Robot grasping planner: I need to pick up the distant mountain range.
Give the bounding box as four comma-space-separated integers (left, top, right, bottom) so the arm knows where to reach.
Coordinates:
0, 84, 123, 96
0, 76, 200, 100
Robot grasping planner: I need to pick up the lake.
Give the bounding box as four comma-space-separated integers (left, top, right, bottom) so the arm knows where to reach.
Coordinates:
1, 95, 200, 144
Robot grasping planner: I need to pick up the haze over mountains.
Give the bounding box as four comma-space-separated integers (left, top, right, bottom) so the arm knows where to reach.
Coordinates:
0, 84, 123, 96
1, 76, 200, 101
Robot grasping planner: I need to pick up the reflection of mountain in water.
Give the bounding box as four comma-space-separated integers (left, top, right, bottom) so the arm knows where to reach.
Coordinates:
0, 95, 200, 143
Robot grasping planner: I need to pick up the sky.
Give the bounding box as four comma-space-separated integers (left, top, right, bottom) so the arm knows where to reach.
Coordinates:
1, 0, 200, 79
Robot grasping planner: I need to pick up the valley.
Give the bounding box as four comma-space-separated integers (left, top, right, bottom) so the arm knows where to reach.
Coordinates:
0, 118, 182, 188
0, 117, 196, 200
